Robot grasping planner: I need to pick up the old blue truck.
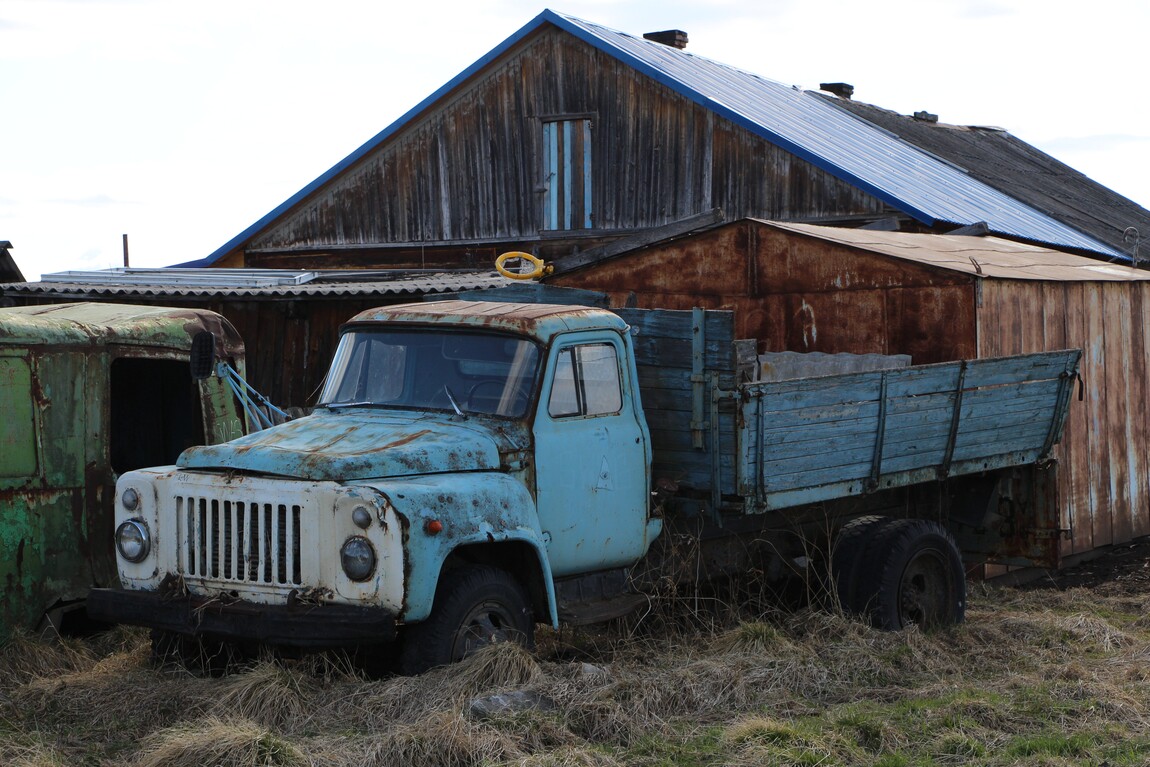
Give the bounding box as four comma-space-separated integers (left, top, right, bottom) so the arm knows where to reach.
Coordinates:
88, 299, 1080, 672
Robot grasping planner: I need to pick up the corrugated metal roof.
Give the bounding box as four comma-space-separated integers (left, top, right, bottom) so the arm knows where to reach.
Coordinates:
554, 13, 1120, 259
0, 270, 511, 299
41, 268, 321, 288
817, 96, 1150, 262
189, 9, 1122, 268
767, 221, 1150, 282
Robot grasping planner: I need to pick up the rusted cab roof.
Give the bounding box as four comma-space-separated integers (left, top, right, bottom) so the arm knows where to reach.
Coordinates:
0, 302, 245, 356
346, 300, 626, 344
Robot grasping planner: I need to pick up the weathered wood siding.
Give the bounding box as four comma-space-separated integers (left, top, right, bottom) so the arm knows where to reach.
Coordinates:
740, 351, 1080, 511
977, 280, 1150, 558
248, 28, 890, 260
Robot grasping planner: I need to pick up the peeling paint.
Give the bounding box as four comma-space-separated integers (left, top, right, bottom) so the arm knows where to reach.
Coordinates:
0, 303, 247, 639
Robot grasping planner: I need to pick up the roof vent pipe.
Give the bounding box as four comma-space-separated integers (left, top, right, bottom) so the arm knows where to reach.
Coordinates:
819, 82, 854, 99
643, 29, 688, 49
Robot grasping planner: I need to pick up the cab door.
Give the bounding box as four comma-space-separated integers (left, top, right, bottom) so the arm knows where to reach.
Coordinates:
532, 332, 652, 577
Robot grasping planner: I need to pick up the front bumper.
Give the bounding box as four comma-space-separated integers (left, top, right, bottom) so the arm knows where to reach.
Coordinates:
87, 588, 397, 648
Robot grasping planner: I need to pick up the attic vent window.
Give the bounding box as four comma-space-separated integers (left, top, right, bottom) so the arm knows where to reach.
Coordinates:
643, 29, 688, 49
542, 118, 593, 231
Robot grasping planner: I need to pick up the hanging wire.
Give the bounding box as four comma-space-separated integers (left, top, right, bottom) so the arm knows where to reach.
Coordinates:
1124, 227, 1141, 267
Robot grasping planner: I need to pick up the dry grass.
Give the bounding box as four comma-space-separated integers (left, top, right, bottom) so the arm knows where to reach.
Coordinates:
2, 579, 1150, 766
131, 716, 307, 767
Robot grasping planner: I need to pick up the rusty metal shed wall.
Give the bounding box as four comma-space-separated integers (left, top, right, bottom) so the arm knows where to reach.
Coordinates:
550, 218, 1150, 559
550, 219, 979, 364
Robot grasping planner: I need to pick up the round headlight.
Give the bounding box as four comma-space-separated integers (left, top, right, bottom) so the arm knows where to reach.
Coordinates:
121, 487, 140, 511
340, 536, 376, 581
116, 519, 150, 563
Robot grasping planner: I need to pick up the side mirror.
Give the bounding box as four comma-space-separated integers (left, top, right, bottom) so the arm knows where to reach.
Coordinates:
190, 331, 216, 380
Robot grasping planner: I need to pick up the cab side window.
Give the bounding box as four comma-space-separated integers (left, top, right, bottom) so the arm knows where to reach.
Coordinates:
548, 343, 622, 418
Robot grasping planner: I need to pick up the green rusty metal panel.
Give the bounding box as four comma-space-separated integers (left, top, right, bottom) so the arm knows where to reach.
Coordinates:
0, 356, 37, 477
0, 302, 249, 642
0, 351, 94, 635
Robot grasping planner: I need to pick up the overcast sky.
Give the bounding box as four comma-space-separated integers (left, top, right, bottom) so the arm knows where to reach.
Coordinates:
2, 0, 1148, 281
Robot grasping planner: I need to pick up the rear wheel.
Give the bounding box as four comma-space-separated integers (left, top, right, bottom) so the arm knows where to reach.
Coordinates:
397, 565, 534, 675
831, 515, 892, 614
851, 519, 966, 630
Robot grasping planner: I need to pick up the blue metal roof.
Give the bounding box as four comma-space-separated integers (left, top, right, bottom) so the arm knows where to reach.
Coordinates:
188, 9, 1120, 267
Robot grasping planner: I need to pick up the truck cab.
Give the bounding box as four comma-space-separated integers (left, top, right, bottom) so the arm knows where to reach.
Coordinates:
92, 301, 663, 671
0, 302, 247, 640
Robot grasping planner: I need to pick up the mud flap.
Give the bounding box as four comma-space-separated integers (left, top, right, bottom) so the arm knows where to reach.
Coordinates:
949, 463, 1064, 570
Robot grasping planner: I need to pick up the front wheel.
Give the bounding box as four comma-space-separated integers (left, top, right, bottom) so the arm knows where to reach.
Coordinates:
397, 565, 535, 675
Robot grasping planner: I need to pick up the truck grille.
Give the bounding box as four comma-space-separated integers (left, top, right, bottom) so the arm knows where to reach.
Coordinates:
176, 495, 303, 586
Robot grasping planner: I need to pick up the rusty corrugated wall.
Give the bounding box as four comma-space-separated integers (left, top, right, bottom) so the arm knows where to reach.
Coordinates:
551, 219, 978, 363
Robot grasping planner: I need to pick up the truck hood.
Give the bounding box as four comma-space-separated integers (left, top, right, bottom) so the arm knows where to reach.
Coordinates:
178, 410, 513, 481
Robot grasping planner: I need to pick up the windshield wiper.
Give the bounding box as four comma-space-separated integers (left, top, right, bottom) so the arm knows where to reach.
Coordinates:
323, 401, 380, 409
443, 385, 467, 419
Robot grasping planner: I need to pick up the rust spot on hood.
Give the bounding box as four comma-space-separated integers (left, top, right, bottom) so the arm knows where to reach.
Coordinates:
374, 429, 432, 452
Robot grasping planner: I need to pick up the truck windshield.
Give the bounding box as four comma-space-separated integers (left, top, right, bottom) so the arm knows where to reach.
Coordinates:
318, 329, 541, 418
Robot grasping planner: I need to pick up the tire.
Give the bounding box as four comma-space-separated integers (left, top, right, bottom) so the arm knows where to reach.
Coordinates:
852, 519, 966, 630
831, 515, 893, 615
397, 565, 535, 675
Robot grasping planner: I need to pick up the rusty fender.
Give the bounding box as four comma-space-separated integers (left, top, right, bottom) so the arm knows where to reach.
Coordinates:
363, 472, 558, 628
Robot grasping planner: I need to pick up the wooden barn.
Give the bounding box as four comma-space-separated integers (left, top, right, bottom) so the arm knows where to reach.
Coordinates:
542, 218, 1150, 563
184, 10, 1146, 272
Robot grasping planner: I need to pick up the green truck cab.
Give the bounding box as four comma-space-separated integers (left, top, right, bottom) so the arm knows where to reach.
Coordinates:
0, 302, 247, 640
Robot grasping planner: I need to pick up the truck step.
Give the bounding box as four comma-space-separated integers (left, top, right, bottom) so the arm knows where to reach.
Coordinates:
558, 593, 648, 625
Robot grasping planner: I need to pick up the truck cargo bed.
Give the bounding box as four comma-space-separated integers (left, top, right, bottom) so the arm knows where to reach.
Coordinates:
737, 350, 1081, 510
618, 305, 1079, 515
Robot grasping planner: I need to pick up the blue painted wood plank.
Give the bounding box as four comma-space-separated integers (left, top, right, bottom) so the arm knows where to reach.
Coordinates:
732, 350, 1080, 509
